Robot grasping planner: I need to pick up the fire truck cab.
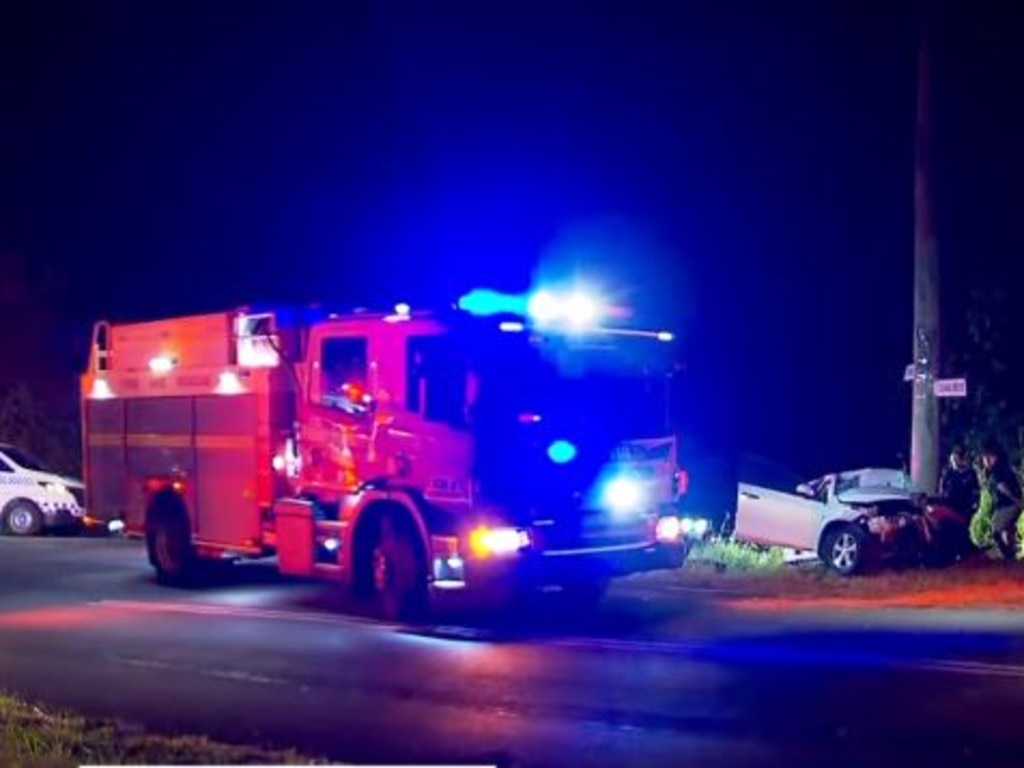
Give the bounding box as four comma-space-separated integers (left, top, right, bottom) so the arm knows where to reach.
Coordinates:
81, 302, 691, 619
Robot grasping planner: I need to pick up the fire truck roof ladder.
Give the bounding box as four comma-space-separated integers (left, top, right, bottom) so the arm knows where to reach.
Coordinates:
91, 320, 112, 374
235, 310, 281, 368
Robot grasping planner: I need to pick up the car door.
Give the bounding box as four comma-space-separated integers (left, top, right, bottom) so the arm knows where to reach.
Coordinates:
735, 483, 827, 552
0, 452, 23, 511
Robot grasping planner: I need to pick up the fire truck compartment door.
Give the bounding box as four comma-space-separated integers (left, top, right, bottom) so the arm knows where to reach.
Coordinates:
275, 498, 315, 576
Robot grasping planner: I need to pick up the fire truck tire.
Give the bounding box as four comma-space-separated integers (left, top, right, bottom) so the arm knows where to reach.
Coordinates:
365, 508, 429, 622
146, 506, 200, 587
2, 500, 44, 536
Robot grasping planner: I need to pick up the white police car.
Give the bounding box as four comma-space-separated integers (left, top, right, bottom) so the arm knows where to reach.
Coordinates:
0, 444, 85, 536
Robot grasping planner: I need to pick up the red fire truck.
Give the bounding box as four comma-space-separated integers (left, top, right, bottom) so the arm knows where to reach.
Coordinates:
80, 299, 691, 619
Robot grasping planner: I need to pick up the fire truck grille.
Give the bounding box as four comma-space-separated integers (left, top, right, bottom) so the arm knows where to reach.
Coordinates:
532, 513, 652, 552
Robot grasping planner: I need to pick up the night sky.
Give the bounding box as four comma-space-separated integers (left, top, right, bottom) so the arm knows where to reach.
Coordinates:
2, 1, 1023, 480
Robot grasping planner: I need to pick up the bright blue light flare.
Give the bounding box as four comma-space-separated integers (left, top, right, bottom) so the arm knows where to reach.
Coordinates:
457, 289, 526, 317
526, 288, 605, 329
602, 475, 645, 513
564, 292, 600, 327
527, 291, 561, 323
657, 331, 674, 342
499, 321, 525, 333
547, 440, 578, 464
459, 286, 612, 331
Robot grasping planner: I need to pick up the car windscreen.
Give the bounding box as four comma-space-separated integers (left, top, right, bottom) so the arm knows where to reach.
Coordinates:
0, 447, 46, 472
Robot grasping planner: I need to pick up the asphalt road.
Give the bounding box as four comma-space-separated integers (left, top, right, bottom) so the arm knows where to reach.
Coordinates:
4, 537, 1024, 766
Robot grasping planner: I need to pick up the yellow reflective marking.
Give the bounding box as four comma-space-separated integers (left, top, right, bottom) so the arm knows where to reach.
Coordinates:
195, 435, 256, 450
86, 433, 123, 447
126, 433, 191, 448
86, 433, 255, 450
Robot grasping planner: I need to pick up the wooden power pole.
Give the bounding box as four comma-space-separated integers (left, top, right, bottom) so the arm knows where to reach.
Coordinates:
911, 0, 941, 492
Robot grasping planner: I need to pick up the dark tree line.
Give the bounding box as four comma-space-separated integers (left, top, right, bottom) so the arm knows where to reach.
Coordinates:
0, 250, 84, 475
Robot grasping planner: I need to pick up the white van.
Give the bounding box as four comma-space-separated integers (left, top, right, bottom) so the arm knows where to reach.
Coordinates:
0, 444, 85, 536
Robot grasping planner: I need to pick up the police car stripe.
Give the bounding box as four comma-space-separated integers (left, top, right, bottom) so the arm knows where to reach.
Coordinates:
0, 475, 38, 485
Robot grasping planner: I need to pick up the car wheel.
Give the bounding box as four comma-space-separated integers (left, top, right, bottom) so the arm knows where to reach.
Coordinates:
3, 501, 44, 536
822, 524, 865, 576
370, 511, 428, 622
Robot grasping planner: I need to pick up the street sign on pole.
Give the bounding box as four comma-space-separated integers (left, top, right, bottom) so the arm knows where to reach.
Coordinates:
933, 378, 966, 398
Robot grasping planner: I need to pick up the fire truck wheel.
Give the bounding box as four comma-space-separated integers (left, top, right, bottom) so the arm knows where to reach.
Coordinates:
2, 501, 43, 536
369, 510, 428, 622
147, 509, 198, 586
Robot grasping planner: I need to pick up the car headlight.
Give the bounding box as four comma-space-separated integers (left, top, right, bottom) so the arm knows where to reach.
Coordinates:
40, 482, 69, 496
468, 526, 530, 557
602, 476, 645, 513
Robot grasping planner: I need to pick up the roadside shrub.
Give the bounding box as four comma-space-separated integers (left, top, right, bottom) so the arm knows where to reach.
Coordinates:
692, 538, 786, 572
969, 486, 995, 550
968, 483, 1024, 559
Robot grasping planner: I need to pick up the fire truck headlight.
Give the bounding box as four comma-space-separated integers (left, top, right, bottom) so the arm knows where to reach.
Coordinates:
468, 526, 530, 557
602, 476, 645, 514
655, 516, 682, 543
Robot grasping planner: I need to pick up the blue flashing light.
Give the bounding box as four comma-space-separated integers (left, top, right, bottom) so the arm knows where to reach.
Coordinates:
457, 289, 526, 317
526, 290, 560, 323
499, 321, 525, 333
547, 440, 578, 464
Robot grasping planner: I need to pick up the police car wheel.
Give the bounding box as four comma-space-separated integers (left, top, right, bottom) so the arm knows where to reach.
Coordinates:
3, 501, 43, 536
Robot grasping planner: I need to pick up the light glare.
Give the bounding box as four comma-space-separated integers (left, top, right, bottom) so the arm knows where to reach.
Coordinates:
148, 356, 175, 374
527, 291, 560, 323
604, 476, 644, 512
656, 516, 682, 542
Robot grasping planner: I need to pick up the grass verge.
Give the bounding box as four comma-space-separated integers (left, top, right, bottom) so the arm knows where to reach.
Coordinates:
0, 692, 324, 768
674, 538, 1024, 609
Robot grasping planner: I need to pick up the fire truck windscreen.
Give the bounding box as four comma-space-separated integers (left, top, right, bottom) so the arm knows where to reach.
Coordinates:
468, 327, 673, 437
455, 321, 676, 511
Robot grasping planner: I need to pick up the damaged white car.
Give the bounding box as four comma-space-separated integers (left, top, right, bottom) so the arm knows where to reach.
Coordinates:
733, 467, 943, 575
